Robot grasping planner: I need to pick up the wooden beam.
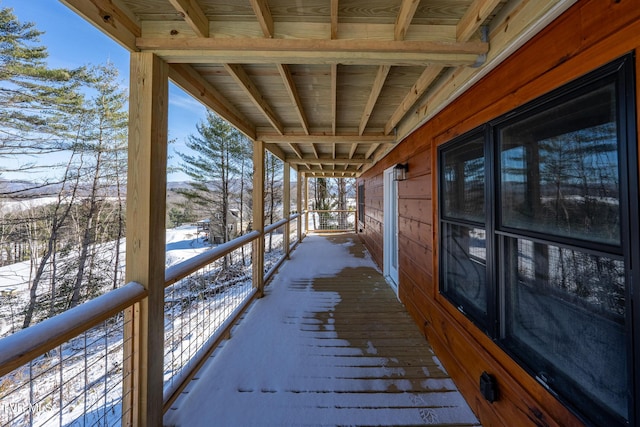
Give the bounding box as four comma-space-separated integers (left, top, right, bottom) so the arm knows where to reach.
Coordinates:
258, 134, 396, 144
125, 52, 168, 427
365, 143, 380, 159
288, 142, 304, 159
286, 157, 372, 165
143, 21, 456, 42
395, 0, 421, 41
266, 141, 287, 162
300, 164, 360, 172
61, 0, 140, 51
137, 38, 488, 66
348, 143, 358, 159
167, 0, 209, 38
277, 64, 310, 135
304, 171, 357, 178
331, 64, 337, 135
252, 140, 265, 296
311, 143, 320, 159
457, 0, 503, 42
224, 63, 284, 135
168, 64, 255, 139
331, 0, 339, 40
384, 65, 444, 135
250, 0, 274, 38
358, 65, 391, 136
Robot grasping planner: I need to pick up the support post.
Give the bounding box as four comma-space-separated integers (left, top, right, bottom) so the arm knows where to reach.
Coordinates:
304, 174, 309, 233
252, 140, 265, 296
283, 163, 291, 257
296, 170, 302, 242
123, 52, 168, 427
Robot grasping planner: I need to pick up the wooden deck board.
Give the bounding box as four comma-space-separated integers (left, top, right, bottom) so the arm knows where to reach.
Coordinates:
164, 233, 481, 426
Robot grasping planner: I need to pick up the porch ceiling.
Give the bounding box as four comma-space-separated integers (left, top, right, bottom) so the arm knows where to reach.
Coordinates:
61, 0, 574, 178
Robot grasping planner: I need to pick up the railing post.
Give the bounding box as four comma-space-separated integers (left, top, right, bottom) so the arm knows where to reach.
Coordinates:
297, 171, 302, 242
253, 140, 265, 297
123, 52, 168, 426
304, 174, 309, 233
283, 163, 291, 257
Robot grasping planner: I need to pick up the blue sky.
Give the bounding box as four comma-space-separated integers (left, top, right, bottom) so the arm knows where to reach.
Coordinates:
3, 0, 208, 181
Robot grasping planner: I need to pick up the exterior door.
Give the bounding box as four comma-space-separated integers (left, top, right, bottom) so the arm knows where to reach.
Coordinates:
383, 167, 399, 293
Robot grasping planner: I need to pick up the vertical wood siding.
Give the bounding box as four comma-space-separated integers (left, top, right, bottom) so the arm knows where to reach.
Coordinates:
358, 1, 640, 426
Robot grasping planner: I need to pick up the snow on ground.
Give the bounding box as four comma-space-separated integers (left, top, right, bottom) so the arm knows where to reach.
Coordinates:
0, 225, 213, 337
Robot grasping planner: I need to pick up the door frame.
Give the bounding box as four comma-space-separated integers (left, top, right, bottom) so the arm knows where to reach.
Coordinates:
383, 167, 399, 295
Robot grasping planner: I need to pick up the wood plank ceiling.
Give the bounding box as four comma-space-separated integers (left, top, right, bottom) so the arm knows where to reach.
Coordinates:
61, 0, 573, 178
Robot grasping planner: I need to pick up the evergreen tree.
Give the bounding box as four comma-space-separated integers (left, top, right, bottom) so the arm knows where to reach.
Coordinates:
178, 112, 250, 244
0, 6, 85, 177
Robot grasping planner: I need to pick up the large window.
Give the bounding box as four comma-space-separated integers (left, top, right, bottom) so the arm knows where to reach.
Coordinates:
357, 183, 365, 225
438, 55, 637, 426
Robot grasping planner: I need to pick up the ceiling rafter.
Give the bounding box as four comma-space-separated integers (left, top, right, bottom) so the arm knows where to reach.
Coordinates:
384, 65, 444, 135
358, 65, 391, 136
365, 143, 380, 159
249, 0, 274, 38
277, 64, 310, 135
167, 0, 209, 38
224, 63, 284, 135
288, 142, 304, 159
457, 0, 503, 42
61, 0, 140, 51
266, 142, 287, 162
395, 0, 421, 41
349, 143, 358, 159
331, 64, 337, 136
287, 158, 372, 165
331, 0, 339, 40
168, 63, 255, 139
311, 143, 320, 159
257, 134, 395, 144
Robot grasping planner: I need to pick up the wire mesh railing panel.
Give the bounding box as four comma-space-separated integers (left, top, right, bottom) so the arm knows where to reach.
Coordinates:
163, 239, 254, 395
264, 225, 285, 274
289, 218, 298, 249
0, 313, 131, 427
307, 210, 355, 232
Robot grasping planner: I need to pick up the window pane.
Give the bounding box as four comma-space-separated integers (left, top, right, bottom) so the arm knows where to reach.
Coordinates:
442, 136, 485, 222
503, 237, 627, 424
499, 83, 620, 245
441, 223, 487, 323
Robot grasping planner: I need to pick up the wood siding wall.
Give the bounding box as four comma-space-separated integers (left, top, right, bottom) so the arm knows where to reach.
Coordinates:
357, 1, 640, 426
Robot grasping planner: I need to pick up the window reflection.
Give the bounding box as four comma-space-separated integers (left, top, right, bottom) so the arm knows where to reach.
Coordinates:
500, 84, 620, 245
442, 136, 485, 223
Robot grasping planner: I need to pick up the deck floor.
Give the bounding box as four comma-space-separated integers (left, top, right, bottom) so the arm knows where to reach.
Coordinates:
164, 234, 480, 426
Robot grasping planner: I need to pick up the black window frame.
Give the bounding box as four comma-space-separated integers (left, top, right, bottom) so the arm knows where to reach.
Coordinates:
437, 53, 638, 427
357, 183, 365, 227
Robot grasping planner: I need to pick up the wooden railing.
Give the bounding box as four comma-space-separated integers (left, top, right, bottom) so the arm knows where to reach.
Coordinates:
0, 282, 147, 426
0, 214, 303, 426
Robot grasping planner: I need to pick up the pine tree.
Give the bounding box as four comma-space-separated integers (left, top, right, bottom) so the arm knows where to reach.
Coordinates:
0, 6, 85, 175
178, 112, 250, 245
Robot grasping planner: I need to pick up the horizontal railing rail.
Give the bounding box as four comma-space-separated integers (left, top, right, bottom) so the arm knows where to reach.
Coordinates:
165, 230, 261, 287
0, 282, 146, 378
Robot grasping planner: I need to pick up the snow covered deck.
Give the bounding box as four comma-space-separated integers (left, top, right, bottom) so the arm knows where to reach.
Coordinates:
163, 234, 481, 426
